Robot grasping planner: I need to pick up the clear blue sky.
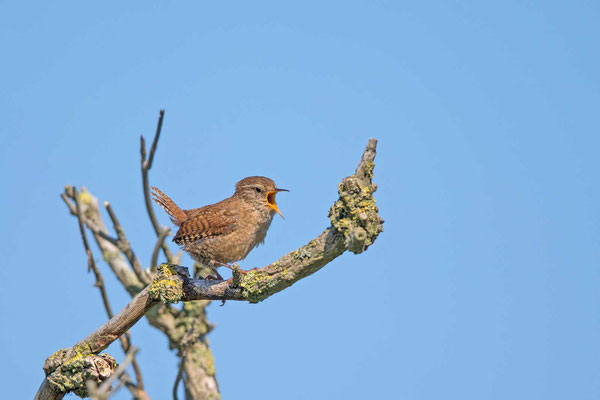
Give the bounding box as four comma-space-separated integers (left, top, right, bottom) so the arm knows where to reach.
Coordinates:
1, 1, 599, 399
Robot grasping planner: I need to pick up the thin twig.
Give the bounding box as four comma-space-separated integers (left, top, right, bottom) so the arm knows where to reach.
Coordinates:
61, 187, 145, 296
73, 187, 115, 318
172, 360, 184, 400
87, 347, 139, 400
105, 201, 150, 285
146, 110, 163, 169
98, 347, 138, 394
62, 193, 120, 246
140, 110, 174, 263
151, 227, 171, 273
117, 333, 145, 393
115, 332, 145, 393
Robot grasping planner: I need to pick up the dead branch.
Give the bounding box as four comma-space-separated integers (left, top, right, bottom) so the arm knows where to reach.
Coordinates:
62, 193, 120, 246
172, 360, 184, 400
62, 189, 145, 296
151, 227, 171, 273
61, 186, 212, 397
104, 201, 151, 285
141, 109, 174, 263
37, 138, 382, 399
73, 189, 147, 398
54, 112, 218, 399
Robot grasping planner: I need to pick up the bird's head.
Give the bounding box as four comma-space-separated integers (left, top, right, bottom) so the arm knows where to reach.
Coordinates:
234, 176, 289, 218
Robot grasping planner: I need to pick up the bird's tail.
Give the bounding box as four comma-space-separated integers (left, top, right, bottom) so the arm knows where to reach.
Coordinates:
151, 186, 188, 226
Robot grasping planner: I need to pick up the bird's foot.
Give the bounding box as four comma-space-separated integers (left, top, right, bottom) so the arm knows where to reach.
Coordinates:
202, 268, 224, 281
213, 268, 224, 280
214, 261, 258, 275
225, 266, 262, 289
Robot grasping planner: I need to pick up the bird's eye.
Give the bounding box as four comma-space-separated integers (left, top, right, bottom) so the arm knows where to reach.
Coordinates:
254, 187, 262, 193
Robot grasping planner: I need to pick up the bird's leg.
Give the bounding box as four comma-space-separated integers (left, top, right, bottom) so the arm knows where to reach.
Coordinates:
210, 263, 228, 306
211, 267, 224, 280
200, 266, 224, 281
213, 261, 257, 275
194, 262, 223, 280
212, 261, 239, 273
224, 267, 263, 286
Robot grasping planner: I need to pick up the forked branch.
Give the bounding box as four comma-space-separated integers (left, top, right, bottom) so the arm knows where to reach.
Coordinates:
37, 138, 383, 400
141, 110, 174, 263
72, 188, 146, 398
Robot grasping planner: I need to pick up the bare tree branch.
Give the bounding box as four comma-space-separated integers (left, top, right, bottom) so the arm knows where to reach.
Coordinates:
151, 227, 171, 273
62, 188, 144, 296
173, 324, 201, 400
56, 112, 217, 399
38, 138, 382, 399
104, 201, 151, 285
63, 187, 201, 395
173, 360, 184, 400
174, 309, 218, 400
140, 109, 174, 263
63, 186, 190, 396
73, 188, 148, 398
181, 338, 219, 400
62, 193, 119, 246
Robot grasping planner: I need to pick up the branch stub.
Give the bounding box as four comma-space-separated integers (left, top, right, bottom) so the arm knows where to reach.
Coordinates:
149, 263, 189, 304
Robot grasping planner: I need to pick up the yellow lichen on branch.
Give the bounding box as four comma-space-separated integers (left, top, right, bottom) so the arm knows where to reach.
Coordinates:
329, 172, 383, 254
149, 264, 188, 304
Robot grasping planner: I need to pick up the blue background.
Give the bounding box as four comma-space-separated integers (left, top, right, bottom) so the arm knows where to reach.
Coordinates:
1, 1, 599, 399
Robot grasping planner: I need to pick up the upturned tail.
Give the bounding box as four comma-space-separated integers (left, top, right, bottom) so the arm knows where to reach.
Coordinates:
150, 186, 188, 226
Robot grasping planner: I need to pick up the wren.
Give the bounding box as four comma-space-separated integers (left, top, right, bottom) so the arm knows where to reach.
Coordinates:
151, 176, 288, 279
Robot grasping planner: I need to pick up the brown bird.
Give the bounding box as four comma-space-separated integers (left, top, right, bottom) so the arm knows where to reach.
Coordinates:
151, 176, 288, 279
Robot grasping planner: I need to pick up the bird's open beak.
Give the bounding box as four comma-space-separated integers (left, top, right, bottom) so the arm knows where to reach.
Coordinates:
266, 188, 289, 218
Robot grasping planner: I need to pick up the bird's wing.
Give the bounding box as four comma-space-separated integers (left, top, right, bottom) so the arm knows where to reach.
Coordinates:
173, 200, 239, 245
